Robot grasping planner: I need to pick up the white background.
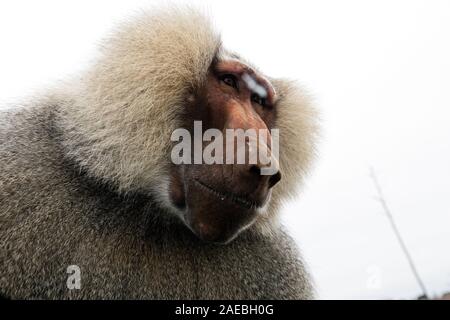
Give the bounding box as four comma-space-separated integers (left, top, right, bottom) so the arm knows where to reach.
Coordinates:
0, 0, 449, 299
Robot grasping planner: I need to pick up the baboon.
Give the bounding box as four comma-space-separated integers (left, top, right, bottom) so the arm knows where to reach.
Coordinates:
0, 7, 318, 299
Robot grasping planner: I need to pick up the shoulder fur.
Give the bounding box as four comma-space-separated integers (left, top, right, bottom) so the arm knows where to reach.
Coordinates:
56, 7, 221, 197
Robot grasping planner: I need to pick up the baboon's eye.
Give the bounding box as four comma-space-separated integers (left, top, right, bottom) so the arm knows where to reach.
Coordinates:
219, 74, 238, 89
251, 93, 266, 107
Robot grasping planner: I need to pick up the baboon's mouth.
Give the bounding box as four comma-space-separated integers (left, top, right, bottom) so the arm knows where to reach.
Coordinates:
193, 178, 263, 210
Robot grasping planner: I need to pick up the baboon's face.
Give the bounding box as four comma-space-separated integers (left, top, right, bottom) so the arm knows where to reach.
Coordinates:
169, 59, 281, 244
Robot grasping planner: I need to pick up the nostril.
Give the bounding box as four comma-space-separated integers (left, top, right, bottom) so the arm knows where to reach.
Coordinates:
268, 171, 281, 189
249, 165, 281, 189
249, 165, 261, 177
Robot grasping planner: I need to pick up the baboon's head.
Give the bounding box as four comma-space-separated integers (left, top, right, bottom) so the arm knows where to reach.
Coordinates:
60, 7, 318, 243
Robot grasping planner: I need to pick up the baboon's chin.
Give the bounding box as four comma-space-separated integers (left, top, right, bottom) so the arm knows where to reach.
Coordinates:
168, 165, 271, 243
183, 204, 258, 244
178, 179, 259, 244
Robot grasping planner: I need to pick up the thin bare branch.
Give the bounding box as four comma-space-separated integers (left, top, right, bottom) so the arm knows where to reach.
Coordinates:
369, 167, 429, 299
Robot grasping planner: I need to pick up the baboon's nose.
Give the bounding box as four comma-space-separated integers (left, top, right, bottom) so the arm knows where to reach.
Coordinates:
249, 164, 281, 189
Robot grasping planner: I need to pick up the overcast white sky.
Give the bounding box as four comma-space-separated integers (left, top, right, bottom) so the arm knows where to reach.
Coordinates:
0, 0, 449, 299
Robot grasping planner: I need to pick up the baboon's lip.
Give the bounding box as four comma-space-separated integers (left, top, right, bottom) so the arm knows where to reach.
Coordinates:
193, 178, 262, 210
